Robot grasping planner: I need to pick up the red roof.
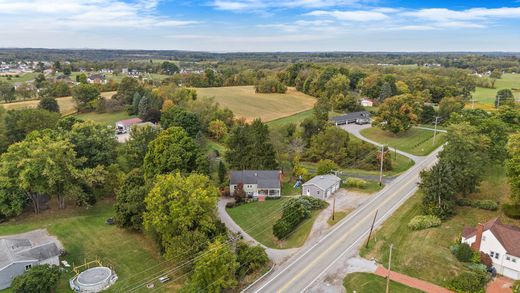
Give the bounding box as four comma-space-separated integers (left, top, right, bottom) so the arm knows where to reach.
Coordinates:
117, 118, 142, 126
462, 218, 520, 257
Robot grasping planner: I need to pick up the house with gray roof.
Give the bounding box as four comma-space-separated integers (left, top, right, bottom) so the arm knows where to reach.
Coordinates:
302, 174, 341, 200
330, 111, 371, 125
0, 232, 61, 289
230, 170, 281, 198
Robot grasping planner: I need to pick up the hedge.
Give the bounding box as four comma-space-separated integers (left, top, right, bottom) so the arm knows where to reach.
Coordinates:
450, 243, 474, 263
456, 198, 498, 211
503, 204, 520, 219
344, 178, 367, 189
448, 270, 490, 293
407, 215, 441, 230
273, 196, 327, 240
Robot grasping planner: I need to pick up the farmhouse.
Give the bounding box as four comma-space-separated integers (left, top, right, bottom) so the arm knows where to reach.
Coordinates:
230, 170, 281, 198
462, 218, 520, 280
302, 174, 341, 200
115, 118, 143, 134
0, 230, 62, 290
87, 74, 107, 84
330, 111, 371, 125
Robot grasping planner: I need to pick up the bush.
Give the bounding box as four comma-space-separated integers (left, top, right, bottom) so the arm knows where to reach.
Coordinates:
273, 196, 327, 239
236, 241, 269, 278
316, 159, 338, 175
225, 201, 235, 208
503, 204, 520, 219
513, 280, 520, 293
451, 243, 474, 263
448, 270, 490, 293
255, 78, 287, 93
456, 198, 498, 211
345, 178, 367, 189
407, 215, 441, 230
11, 264, 61, 293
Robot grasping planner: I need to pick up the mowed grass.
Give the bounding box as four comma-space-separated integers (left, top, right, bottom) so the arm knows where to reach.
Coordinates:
0, 72, 38, 84
0, 200, 177, 293
1, 91, 116, 115
75, 111, 136, 126
266, 109, 314, 129
344, 272, 422, 293
471, 73, 520, 110
226, 197, 321, 249
195, 86, 316, 122
360, 165, 519, 287
360, 127, 447, 156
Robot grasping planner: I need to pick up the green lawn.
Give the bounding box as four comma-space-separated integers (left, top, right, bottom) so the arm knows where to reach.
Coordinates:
75, 111, 136, 126
226, 197, 321, 249
471, 73, 520, 110
0, 72, 38, 84
195, 86, 316, 122
343, 272, 422, 293
0, 200, 177, 293
360, 165, 519, 288
360, 127, 447, 156
328, 210, 351, 226
341, 179, 384, 194
266, 109, 314, 129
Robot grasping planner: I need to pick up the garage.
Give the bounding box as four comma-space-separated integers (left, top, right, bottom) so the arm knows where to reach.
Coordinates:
503, 267, 519, 280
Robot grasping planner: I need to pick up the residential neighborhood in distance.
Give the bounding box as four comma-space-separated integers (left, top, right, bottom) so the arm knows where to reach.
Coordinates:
0, 1, 520, 292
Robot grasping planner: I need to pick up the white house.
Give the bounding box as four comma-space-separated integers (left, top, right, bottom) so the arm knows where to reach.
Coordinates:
361, 99, 373, 107
229, 170, 281, 198
115, 118, 143, 134
302, 174, 341, 200
462, 218, 520, 280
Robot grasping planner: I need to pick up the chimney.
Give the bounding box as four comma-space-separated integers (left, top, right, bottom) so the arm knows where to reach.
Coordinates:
471, 223, 484, 251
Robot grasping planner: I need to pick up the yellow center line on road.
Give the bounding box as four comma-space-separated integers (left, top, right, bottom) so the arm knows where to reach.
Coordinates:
276, 172, 420, 293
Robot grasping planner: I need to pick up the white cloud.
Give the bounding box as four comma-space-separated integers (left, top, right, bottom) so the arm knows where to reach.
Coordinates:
212, 0, 362, 12
405, 7, 520, 21
305, 10, 389, 21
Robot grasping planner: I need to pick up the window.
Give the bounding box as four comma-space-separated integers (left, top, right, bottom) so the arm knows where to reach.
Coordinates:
506, 256, 511, 261
482, 236, 486, 241
495, 252, 500, 259
25, 264, 32, 271
490, 251, 495, 258
513, 258, 517, 263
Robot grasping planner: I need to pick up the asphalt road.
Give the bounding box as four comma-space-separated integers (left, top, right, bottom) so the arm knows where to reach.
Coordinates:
247, 145, 442, 293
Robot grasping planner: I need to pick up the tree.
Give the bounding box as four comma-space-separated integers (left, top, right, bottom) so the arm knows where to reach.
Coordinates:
373, 94, 422, 134
225, 119, 278, 170
115, 168, 147, 230
161, 61, 180, 75
306, 127, 352, 167
218, 161, 227, 184
120, 124, 160, 170
143, 127, 206, 179
144, 173, 221, 267
137, 95, 150, 119
495, 89, 515, 108
72, 83, 100, 111
34, 73, 46, 89
235, 241, 269, 278
255, 78, 287, 93
378, 81, 393, 102
0, 107, 8, 153
77, 73, 88, 84
506, 133, 520, 205
420, 104, 437, 124
208, 119, 227, 141
183, 238, 238, 293
439, 96, 464, 119
11, 264, 61, 293
38, 96, 60, 113
0, 81, 16, 103
15, 83, 35, 100
324, 74, 350, 99
160, 107, 201, 137
68, 121, 117, 168
419, 160, 457, 219
332, 93, 362, 112
116, 77, 142, 105
4, 108, 60, 144
316, 159, 338, 175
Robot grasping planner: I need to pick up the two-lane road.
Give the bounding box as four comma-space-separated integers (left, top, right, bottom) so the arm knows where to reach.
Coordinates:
248, 146, 442, 293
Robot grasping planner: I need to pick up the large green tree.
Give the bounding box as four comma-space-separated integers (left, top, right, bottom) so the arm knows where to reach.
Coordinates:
419, 160, 457, 219
506, 133, 520, 205
143, 127, 206, 179
373, 94, 422, 134
11, 264, 61, 293
38, 96, 60, 113
495, 89, 515, 108
116, 77, 142, 105
0, 81, 15, 103
68, 121, 117, 168
0, 107, 8, 153
115, 168, 147, 230
160, 107, 202, 137
72, 83, 100, 111
120, 124, 160, 170
4, 108, 60, 144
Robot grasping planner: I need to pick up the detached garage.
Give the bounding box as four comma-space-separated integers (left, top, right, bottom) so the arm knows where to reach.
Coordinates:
302, 175, 341, 200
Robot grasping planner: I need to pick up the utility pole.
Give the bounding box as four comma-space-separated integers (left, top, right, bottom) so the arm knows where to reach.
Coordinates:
332, 196, 336, 221
365, 209, 378, 249
379, 144, 385, 186
386, 244, 394, 293
432, 116, 439, 146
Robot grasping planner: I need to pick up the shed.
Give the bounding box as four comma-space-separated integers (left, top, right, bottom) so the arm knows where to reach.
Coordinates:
302, 174, 341, 200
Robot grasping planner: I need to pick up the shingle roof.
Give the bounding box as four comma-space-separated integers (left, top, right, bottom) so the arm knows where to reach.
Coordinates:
462, 218, 520, 257
116, 118, 143, 126
230, 170, 280, 189
302, 174, 341, 191
330, 111, 371, 123
88, 74, 106, 80
0, 239, 60, 269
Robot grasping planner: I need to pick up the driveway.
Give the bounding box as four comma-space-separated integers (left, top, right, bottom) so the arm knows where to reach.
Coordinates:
486, 277, 514, 293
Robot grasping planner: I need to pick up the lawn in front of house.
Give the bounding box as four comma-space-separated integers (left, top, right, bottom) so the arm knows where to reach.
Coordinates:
344, 272, 422, 293
0, 200, 177, 293
360, 165, 519, 288
226, 197, 321, 249
471, 73, 520, 109
75, 111, 136, 126
360, 127, 447, 156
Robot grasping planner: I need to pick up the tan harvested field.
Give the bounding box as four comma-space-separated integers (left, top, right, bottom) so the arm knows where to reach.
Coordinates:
1, 91, 116, 115
194, 86, 316, 122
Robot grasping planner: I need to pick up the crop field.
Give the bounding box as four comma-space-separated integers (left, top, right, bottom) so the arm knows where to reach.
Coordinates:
195, 86, 316, 122
1, 91, 116, 115
471, 73, 520, 110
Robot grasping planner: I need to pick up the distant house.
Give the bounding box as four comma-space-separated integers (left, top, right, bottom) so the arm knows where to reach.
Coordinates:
87, 73, 107, 84
330, 111, 371, 125
229, 170, 281, 198
0, 231, 61, 290
55, 74, 72, 83
462, 218, 520, 280
302, 174, 341, 200
360, 99, 374, 107
115, 118, 143, 134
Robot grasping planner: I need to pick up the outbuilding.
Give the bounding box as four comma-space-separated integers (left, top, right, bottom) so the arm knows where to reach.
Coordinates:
302, 174, 341, 200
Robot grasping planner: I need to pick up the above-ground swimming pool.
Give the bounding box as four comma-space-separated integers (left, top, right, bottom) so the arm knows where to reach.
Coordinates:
70, 266, 118, 292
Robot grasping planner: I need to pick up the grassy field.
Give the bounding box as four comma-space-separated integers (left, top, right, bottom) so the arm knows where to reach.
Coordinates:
341, 179, 384, 194
328, 210, 351, 226
226, 197, 322, 249
1, 91, 116, 115
471, 73, 520, 110
360, 127, 447, 156
75, 111, 135, 126
343, 272, 422, 293
360, 165, 519, 287
0, 72, 38, 84
266, 109, 314, 129
195, 86, 316, 122
0, 200, 177, 293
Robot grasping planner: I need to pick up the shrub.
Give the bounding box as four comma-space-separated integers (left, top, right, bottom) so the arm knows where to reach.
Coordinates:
255, 78, 287, 93
300, 196, 328, 210
345, 178, 367, 189
456, 198, 498, 211
11, 264, 61, 293
316, 159, 338, 175
236, 241, 269, 278
503, 204, 520, 219
273, 196, 327, 239
448, 270, 490, 293
225, 202, 235, 208
513, 280, 520, 293
451, 243, 474, 263
407, 215, 441, 230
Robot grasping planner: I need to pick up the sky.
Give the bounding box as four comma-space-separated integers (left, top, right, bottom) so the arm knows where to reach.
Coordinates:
1, 0, 520, 52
